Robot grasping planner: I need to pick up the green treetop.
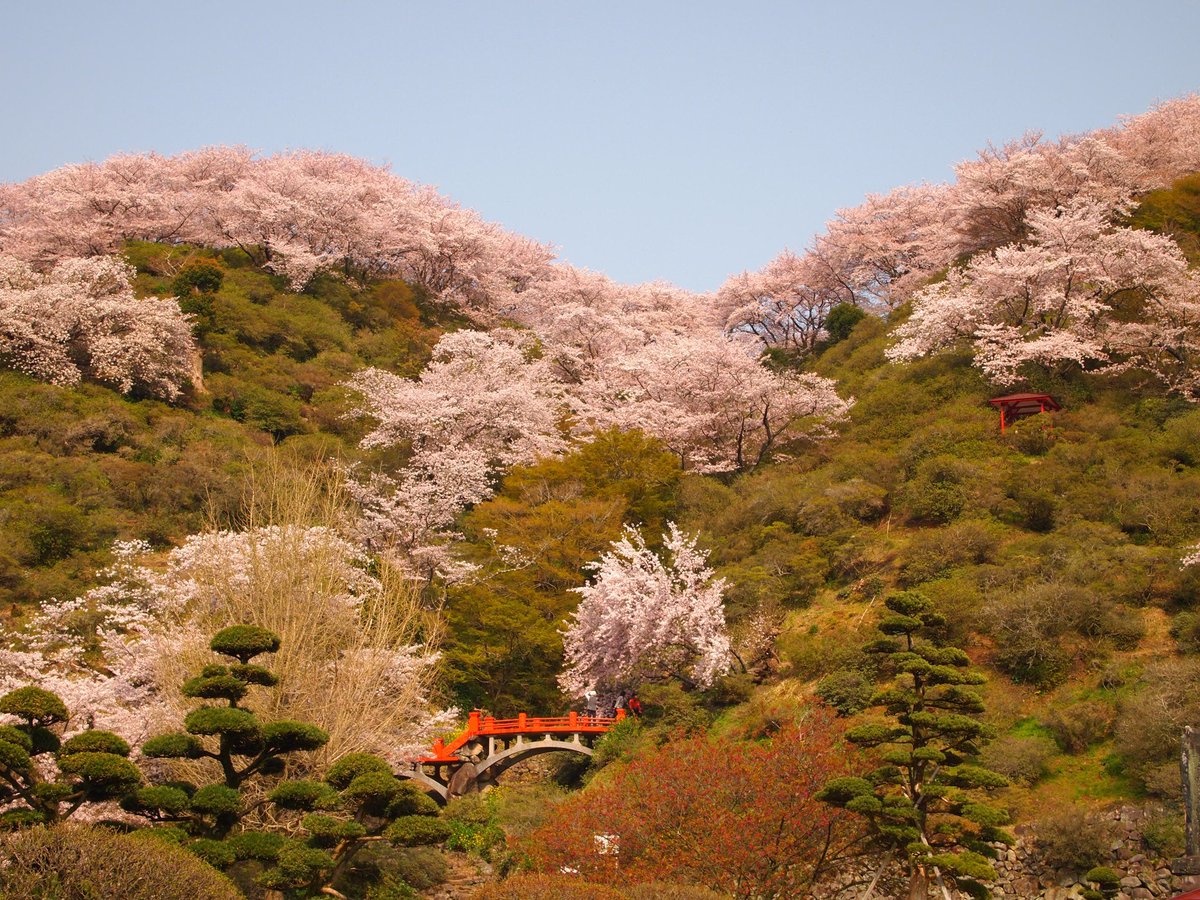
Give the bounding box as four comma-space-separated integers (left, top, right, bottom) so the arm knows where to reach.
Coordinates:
134, 625, 328, 833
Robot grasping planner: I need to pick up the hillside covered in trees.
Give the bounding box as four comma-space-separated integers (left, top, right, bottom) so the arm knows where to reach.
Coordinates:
0, 96, 1199, 898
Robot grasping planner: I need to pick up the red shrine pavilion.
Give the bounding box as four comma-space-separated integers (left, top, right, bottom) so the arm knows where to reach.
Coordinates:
987, 393, 1061, 432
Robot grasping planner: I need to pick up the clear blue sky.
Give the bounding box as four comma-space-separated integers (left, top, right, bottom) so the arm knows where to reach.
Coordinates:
3, 1, 1199, 291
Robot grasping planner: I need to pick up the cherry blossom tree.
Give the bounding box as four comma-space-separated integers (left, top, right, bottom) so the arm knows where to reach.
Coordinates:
0, 542, 183, 752
559, 523, 731, 694
1184, 544, 1200, 568
818, 183, 964, 309
0, 148, 554, 305
351, 329, 566, 464
951, 132, 1146, 251
348, 328, 569, 575
1109, 94, 1200, 188
718, 251, 846, 352
509, 268, 649, 364
0, 149, 250, 265
724, 95, 1200, 358
0, 255, 195, 399
576, 332, 851, 472
393, 193, 554, 311
502, 266, 718, 386
342, 456, 491, 584
719, 185, 962, 351
888, 199, 1200, 394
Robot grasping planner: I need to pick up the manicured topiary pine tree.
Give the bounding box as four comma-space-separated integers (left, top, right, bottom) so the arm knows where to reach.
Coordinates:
130, 625, 328, 837
129, 626, 449, 896
817, 592, 1012, 900
0, 686, 141, 827
257, 752, 451, 894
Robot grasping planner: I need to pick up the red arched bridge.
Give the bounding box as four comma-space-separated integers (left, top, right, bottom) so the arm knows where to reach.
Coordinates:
400, 710, 626, 803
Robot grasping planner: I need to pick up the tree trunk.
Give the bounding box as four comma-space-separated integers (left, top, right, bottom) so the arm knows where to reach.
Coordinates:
908, 867, 930, 900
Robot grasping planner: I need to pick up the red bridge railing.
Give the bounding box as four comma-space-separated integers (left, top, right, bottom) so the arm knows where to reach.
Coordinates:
419, 709, 626, 763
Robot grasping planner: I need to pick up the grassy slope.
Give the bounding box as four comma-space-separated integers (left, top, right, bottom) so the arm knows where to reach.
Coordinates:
681, 299, 1200, 816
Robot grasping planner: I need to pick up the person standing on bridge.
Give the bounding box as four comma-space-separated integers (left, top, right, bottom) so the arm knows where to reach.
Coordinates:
615, 690, 628, 716
584, 688, 598, 720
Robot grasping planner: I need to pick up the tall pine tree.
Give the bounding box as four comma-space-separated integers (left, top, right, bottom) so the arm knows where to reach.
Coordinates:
818, 591, 1012, 900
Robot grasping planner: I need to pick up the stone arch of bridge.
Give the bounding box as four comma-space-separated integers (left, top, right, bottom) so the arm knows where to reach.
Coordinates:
473, 737, 594, 784
400, 710, 622, 804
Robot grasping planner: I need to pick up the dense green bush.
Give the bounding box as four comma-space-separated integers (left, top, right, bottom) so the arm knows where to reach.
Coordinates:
814, 668, 874, 716
1141, 813, 1186, 859
1084, 865, 1121, 900
587, 717, 648, 772
1043, 701, 1116, 754
822, 303, 867, 345
1034, 807, 1115, 874
980, 734, 1056, 786
0, 825, 242, 900
172, 261, 225, 296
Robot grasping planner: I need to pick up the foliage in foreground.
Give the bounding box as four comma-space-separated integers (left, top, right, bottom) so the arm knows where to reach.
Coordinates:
0, 685, 139, 827
0, 626, 450, 898
0, 824, 242, 900
526, 705, 863, 899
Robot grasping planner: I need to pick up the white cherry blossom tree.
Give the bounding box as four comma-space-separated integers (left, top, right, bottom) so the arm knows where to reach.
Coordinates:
0, 255, 195, 399
888, 199, 1200, 395
575, 332, 852, 472
348, 328, 568, 576
559, 524, 731, 695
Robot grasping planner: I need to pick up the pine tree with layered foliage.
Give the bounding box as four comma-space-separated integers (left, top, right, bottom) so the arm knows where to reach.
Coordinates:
129, 625, 449, 896
818, 592, 1012, 900
136, 625, 327, 807
0, 686, 141, 827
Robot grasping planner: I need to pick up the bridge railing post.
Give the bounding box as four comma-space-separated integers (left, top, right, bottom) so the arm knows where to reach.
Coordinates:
569, 711, 578, 728
616, 709, 626, 722
484, 716, 495, 731
518, 713, 527, 729
468, 710, 481, 736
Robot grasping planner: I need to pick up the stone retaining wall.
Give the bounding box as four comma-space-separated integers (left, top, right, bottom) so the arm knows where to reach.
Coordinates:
990, 807, 1195, 900
819, 806, 1200, 899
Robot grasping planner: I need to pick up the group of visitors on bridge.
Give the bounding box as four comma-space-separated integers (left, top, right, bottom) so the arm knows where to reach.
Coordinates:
582, 688, 642, 720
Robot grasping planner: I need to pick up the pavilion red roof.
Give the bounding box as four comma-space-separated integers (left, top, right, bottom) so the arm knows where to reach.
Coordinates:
987, 393, 1062, 414
987, 393, 1061, 432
